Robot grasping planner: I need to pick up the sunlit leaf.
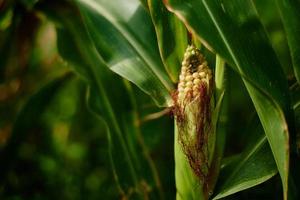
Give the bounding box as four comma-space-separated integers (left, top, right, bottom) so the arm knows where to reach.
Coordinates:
76, 0, 174, 107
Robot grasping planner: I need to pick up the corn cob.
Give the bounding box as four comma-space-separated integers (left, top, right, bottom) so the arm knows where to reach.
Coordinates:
174, 45, 214, 184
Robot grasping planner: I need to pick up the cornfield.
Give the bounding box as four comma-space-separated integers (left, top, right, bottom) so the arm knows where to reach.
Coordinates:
0, 0, 299, 199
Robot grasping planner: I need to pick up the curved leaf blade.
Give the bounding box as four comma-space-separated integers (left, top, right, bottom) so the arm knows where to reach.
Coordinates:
56, 27, 140, 194
76, 0, 174, 107
42, 2, 164, 196
213, 128, 277, 199
148, 0, 188, 82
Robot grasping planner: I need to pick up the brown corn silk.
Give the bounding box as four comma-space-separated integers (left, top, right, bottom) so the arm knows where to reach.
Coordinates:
173, 45, 214, 183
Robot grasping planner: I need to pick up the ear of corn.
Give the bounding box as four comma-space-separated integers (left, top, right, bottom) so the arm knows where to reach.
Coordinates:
173, 45, 215, 199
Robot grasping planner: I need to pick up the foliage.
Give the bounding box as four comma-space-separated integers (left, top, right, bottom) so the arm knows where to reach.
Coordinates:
0, 0, 299, 199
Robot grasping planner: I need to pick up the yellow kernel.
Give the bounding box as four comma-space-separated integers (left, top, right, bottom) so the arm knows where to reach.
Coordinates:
178, 82, 185, 88
181, 66, 187, 72
198, 64, 204, 70
179, 75, 185, 81
193, 78, 201, 85
185, 75, 193, 82
199, 72, 206, 78
186, 81, 193, 87
192, 72, 199, 78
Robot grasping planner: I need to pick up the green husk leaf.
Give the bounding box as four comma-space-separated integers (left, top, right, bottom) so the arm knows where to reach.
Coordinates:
174, 47, 225, 199
174, 123, 205, 200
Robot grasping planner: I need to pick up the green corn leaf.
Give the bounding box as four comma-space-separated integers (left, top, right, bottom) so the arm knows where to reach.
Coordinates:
213, 118, 277, 199
164, 1, 290, 198
39, 2, 163, 197
58, 29, 161, 198
88, 83, 163, 199
76, 0, 174, 107
148, 0, 188, 82
276, 0, 300, 84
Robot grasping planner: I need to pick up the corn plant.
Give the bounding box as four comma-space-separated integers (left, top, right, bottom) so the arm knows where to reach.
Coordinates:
0, 0, 300, 199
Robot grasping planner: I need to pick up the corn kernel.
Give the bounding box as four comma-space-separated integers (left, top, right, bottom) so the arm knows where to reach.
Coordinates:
185, 75, 193, 82
193, 78, 201, 85
186, 81, 193, 87
192, 72, 199, 78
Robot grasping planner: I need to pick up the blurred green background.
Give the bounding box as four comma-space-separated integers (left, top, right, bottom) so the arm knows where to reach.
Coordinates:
0, 0, 297, 199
